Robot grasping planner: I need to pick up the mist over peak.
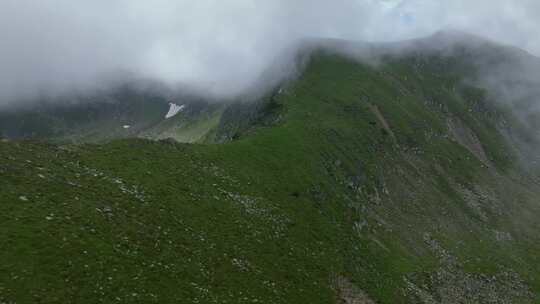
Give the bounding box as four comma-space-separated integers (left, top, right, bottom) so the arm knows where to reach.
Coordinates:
1, 1, 540, 106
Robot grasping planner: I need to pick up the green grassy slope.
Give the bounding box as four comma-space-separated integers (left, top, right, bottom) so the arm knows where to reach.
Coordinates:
1, 50, 540, 303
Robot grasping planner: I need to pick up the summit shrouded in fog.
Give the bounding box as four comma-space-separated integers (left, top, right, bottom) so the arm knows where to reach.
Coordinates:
1, 0, 540, 104
2, 1, 540, 303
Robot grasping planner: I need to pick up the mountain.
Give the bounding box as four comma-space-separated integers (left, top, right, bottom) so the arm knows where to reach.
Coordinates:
1, 32, 540, 303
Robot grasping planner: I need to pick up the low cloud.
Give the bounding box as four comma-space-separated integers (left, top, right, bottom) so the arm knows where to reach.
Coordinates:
1, 0, 539, 105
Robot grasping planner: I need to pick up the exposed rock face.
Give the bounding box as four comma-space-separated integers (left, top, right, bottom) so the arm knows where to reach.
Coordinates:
404, 234, 532, 304
334, 276, 376, 304
447, 117, 490, 165
369, 104, 397, 144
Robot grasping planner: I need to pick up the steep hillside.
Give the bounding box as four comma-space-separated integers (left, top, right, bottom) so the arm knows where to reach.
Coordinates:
1, 37, 540, 303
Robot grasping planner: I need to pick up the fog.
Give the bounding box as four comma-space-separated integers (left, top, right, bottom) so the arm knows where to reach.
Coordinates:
1, 0, 540, 105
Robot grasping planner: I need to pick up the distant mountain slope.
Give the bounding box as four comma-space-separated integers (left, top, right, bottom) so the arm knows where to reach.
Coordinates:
0, 86, 220, 144
1, 33, 540, 303
0, 86, 169, 142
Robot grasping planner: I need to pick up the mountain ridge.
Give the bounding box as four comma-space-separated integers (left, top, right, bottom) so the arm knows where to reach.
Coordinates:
2, 32, 540, 146
1, 34, 540, 303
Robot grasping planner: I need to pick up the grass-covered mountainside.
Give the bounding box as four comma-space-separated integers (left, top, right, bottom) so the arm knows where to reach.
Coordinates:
1, 33, 540, 303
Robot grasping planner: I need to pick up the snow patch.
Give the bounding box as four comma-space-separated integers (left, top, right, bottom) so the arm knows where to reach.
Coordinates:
165, 103, 185, 119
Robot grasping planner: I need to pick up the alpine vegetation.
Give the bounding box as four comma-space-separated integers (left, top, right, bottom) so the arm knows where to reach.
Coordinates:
1, 2, 540, 304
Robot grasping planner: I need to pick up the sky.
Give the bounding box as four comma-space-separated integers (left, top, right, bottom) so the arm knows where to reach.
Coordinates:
1, 0, 540, 104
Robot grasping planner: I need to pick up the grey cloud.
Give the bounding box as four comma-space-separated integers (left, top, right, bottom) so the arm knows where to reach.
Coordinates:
0, 0, 539, 105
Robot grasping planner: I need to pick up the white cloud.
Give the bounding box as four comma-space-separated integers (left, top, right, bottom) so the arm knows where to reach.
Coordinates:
0, 0, 539, 105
